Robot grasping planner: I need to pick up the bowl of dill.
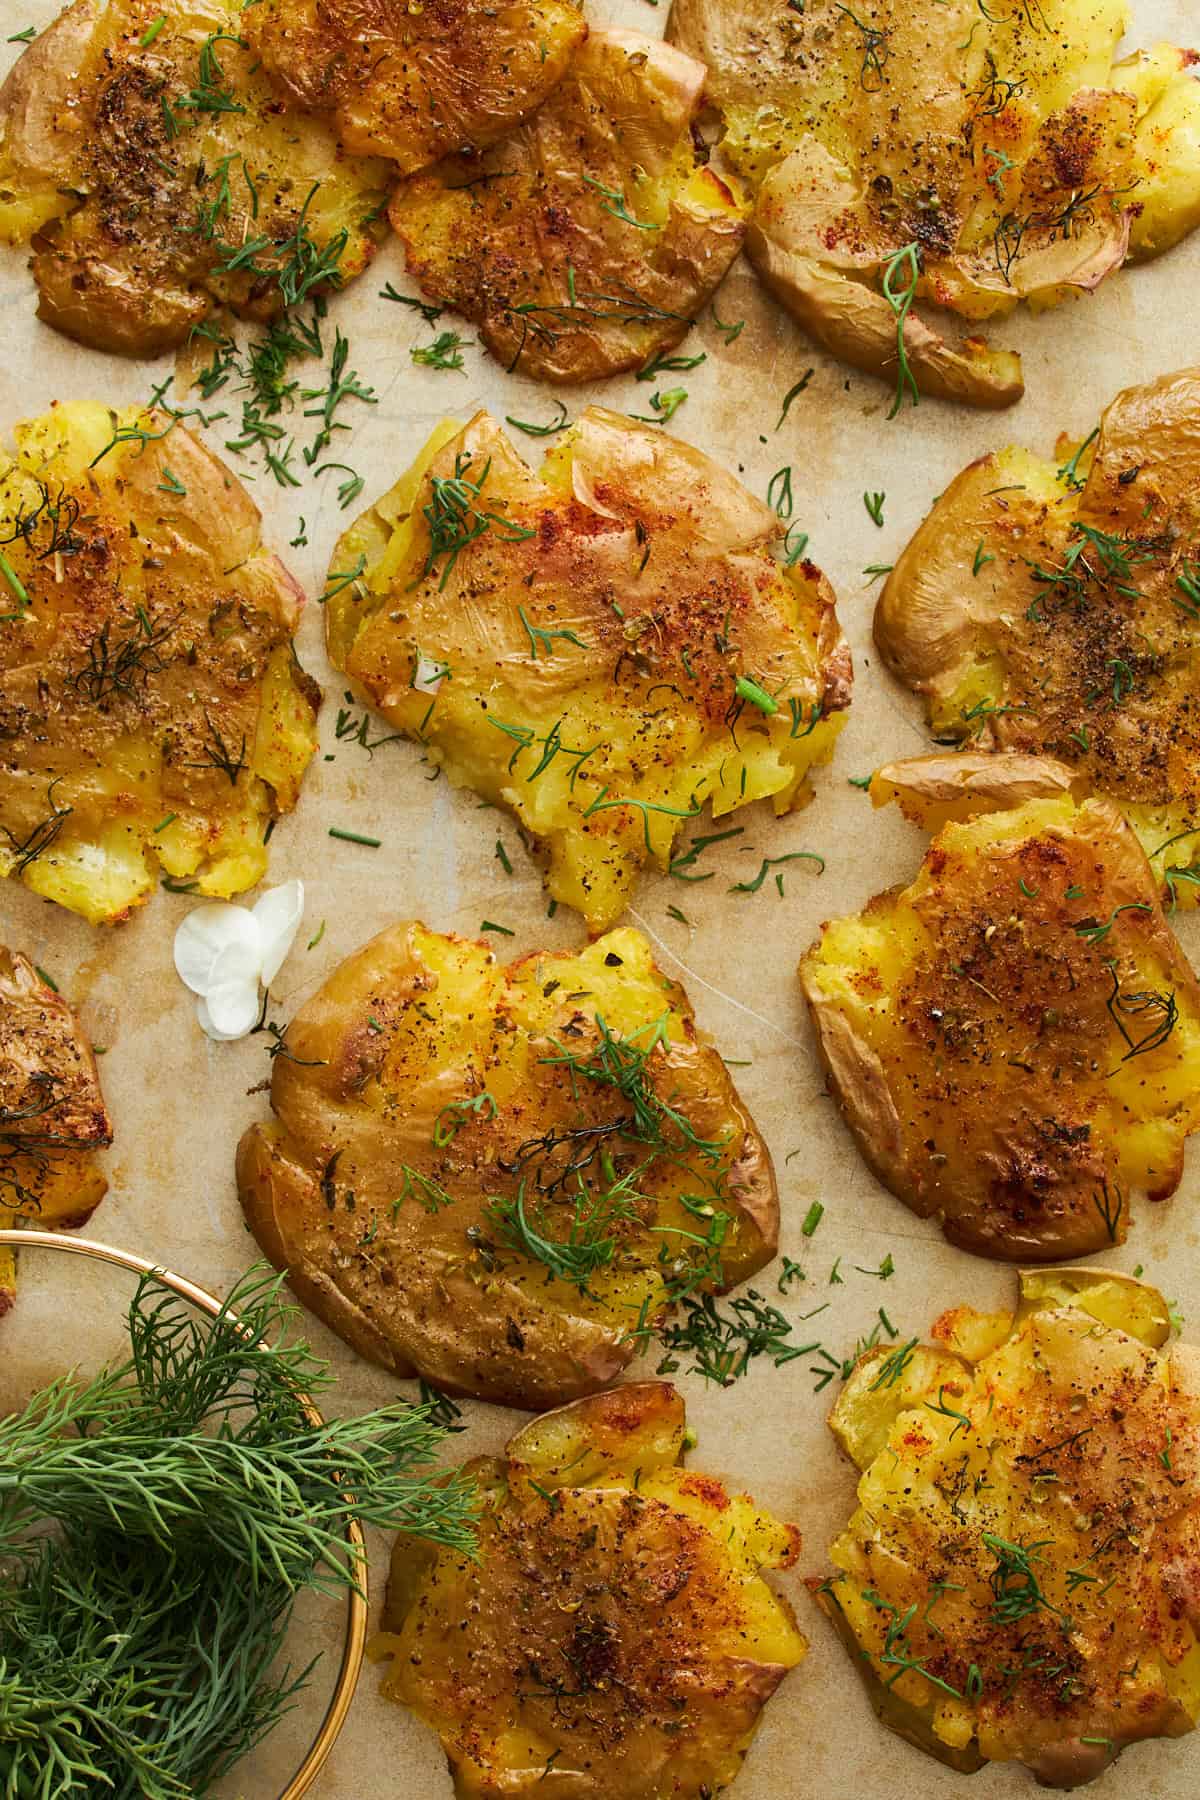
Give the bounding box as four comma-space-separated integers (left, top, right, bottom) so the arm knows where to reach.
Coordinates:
0, 1227, 477, 1800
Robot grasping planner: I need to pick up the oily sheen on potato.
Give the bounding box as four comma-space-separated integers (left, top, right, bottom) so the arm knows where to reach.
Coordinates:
388, 28, 746, 381
876, 366, 1200, 902
666, 0, 1200, 407
375, 1383, 806, 1798
0, 947, 111, 1237
0, 402, 320, 923
821, 1268, 1200, 1787
798, 762, 1200, 1260
0, 0, 389, 354
244, 0, 586, 172
236, 925, 779, 1409
325, 408, 850, 932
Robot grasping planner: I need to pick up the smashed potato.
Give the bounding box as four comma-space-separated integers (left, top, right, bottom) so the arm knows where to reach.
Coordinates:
0, 0, 388, 355
237, 924, 779, 1410
798, 767, 1200, 1260
0, 401, 320, 924
0, 948, 110, 1229
667, 0, 1200, 407
821, 1268, 1200, 1787
388, 29, 745, 381
326, 408, 849, 933
376, 1382, 805, 1796
244, 0, 586, 173
876, 367, 1200, 902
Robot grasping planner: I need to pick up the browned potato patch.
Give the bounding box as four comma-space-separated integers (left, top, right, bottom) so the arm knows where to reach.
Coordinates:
0, 401, 320, 923
0, 0, 388, 354
799, 769, 1200, 1260
244, 0, 586, 173
876, 367, 1200, 902
237, 924, 779, 1410
389, 28, 746, 381
375, 1383, 806, 1796
822, 1269, 1200, 1784
0, 948, 111, 1239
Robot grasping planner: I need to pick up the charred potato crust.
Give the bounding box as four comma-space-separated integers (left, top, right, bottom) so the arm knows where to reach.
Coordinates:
0, 401, 320, 924
388, 28, 745, 382
799, 776, 1200, 1260
376, 1383, 805, 1797
0, 947, 111, 1229
821, 1269, 1200, 1787
0, 0, 388, 355
667, 0, 1200, 407
326, 408, 850, 933
876, 367, 1200, 902
237, 924, 779, 1410
244, 0, 586, 174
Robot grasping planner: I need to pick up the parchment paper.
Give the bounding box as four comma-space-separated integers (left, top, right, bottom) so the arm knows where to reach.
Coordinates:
3, 3, 1200, 1793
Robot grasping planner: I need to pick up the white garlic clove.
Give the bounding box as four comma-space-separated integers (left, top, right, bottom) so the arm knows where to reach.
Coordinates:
174, 904, 261, 996
252, 879, 305, 986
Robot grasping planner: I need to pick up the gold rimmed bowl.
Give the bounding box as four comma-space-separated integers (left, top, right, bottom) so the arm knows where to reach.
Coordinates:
0, 1228, 366, 1799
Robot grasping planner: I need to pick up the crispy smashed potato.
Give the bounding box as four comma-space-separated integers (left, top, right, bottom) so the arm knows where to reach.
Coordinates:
821, 1268, 1200, 1787
244, 0, 586, 173
667, 0, 1200, 407
237, 924, 779, 1409
375, 1382, 805, 1796
388, 28, 745, 381
0, 401, 320, 924
876, 367, 1200, 902
326, 408, 849, 932
798, 769, 1200, 1260
0, 948, 111, 1230
0, 0, 388, 355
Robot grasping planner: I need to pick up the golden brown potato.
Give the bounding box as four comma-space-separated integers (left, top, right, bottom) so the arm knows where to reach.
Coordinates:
0, 0, 389, 355
237, 924, 779, 1410
667, 0, 1200, 407
244, 0, 586, 173
326, 408, 849, 933
0, 948, 111, 1228
388, 28, 745, 381
798, 771, 1200, 1260
876, 367, 1200, 903
375, 1382, 805, 1796
820, 1268, 1200, 1786
0, 401, 320, 924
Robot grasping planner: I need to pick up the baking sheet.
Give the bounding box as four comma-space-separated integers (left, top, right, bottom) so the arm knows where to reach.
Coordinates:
3, 2, 1200, 1793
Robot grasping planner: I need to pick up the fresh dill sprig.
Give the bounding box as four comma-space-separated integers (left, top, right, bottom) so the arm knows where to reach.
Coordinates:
0, 1267, 476, 1796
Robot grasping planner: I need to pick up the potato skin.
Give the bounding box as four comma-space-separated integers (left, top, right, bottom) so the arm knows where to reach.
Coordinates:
799, 778, 1200, 1260
325, 407, 850, 933
821, 1269, 1200, 1785
376, 1382, 805, 1797
0, 948, 111, 1226
875, 367, 1200, 899
668, 0, 1200, 406
244, 0, 586, 172
0, 401, 320, 923
388, 28, 745, 382
0, 0, 388, 355
237, 923, 779, 1409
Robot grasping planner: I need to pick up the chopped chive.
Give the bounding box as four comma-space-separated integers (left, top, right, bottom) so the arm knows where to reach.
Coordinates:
863, 491, 885, 527
328, 826, 381, 847
776, 372, 813, 430
307, 920, 326, 950
972, 540, 995, 576
801, 1201, 824, 1237
34, 964, 58, 992
480, 920, 515, 936
0, 553, 29, 607
734, 675, 779, 715
152, 813, 177, 834
494, 839, 513, 875
7, 26, 38, 43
